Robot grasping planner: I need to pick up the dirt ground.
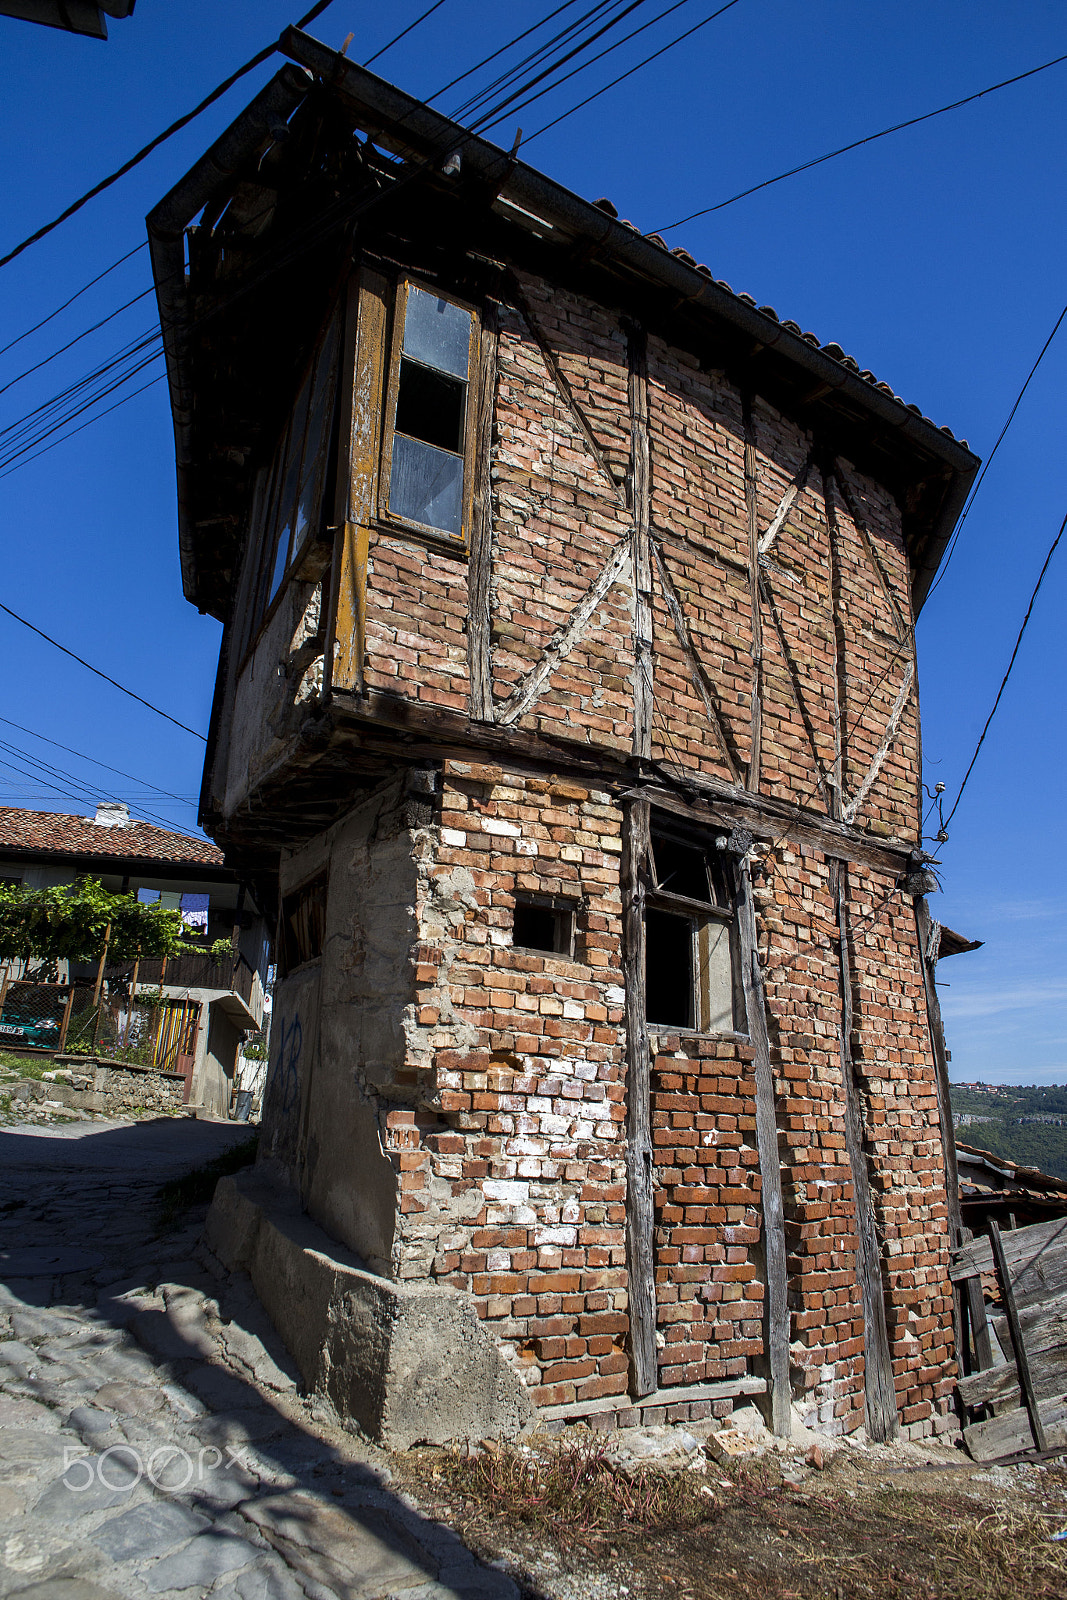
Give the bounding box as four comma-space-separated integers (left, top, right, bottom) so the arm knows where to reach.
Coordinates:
394, 1429, 1067, 1600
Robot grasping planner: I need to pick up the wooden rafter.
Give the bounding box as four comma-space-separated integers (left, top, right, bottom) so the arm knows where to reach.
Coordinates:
495, 537, 632, 726
651, 535, 741, 785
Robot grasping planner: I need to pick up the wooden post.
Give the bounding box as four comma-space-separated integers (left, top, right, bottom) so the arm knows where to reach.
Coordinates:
622, 795, 656, 1396
627, 322, 653, 767
735, 856, 791, 1436
914, 894, 972, 1374
822, 468, 847, 818
832, 862, 898, 1440
0, 971, 9, 1021
742, 394, 763, 791
468, 305, 498, 722
91, 922, 111, 1049
989, 1220, 1048, 1452
58, 984, 75, 1053
958, 1225, 995, 1376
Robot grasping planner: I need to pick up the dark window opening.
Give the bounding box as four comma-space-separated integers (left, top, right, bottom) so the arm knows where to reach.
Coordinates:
645, 824, 737, 1033
513, 898, 574, 956
395, 359, 466, 453
646, 908, 693, 1027
281, 873, 327, 973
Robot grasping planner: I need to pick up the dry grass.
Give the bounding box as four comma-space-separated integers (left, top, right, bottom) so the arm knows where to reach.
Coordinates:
413, 1441, 1067, 1600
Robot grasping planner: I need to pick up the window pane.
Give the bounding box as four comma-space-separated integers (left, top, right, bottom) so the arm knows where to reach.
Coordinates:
403, 285, 471, 378
697, 919, 734, 1033
292, 315, 340, 554
396, 358, 466, 453
390, 433, 464, 535
268, 521, 291, 604
651, 835, 713, 903
514, 903, 559, 952
646, 909, 693, 1027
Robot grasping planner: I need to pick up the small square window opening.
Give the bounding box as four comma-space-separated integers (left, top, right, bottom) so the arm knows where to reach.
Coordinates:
513, 898, 574, 956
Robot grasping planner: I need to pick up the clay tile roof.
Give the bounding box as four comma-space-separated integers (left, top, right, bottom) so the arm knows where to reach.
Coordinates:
0, 807, 224, 869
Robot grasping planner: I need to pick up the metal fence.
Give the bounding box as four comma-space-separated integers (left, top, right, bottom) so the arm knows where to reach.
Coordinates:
0, 973, 200, 1077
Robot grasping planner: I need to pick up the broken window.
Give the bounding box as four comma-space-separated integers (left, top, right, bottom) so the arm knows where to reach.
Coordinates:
512, 896, 575, 957
645, 824, 738, 1033
280, 873, 327, 974
247, 309, 341, 639
380, 282, 476, 544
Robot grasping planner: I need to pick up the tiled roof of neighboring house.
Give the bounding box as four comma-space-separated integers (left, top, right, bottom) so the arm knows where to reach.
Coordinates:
0, 806, 225, 869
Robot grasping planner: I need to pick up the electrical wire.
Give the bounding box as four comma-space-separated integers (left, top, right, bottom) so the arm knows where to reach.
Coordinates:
0, 715, 194, 805
924, 297, 1067, 605
0, 0, 342, 276
0, 602, 206, 740
0, 740, 185, 833
0, 285, 156, 400
940, 505, 1067, 833
0, 242, 147, 361
656, 48, 1067, 230
364, 0, 451, 67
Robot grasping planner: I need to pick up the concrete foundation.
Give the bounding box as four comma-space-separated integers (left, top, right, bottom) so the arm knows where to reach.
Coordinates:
206, 1169, 532, 1449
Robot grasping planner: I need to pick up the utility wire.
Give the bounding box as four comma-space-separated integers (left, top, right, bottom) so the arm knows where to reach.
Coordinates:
364, 0, 451, 66
0, 0, 341, 276
0, 242, 147, 361
0, 740, 183, 833
656, 48, 1067, 230
0, 715, 193, 805
0, 285, 155, 400
0, 602, 206, 741
925, 297, 1067, 605
941, 507, 1067, 832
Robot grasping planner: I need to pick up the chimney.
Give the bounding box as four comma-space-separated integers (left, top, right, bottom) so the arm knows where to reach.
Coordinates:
93, 801, 131, 829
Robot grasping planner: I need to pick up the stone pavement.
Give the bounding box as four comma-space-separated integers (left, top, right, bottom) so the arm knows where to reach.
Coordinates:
0, 1118, 519, 1600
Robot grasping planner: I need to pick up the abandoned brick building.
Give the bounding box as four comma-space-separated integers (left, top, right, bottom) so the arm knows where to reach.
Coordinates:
151, 30, 979, 1445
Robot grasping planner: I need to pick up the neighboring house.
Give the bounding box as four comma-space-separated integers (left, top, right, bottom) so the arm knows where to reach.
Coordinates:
0, 2, 134, 40
0, 801, 270, 1116
149, 35, 981, 1444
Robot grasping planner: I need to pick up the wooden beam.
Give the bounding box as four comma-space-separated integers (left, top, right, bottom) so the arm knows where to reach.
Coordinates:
832, 463, 909, 643
758, 570, 832, 809
468, 305, 498, 722
742, 394, 762, 791
990, 1220, 1048, 1453
822, 468, 847, 819
736, 855, 791, 1437
842, 662, 915, 823
757, 451, 813, 557
832, 860, 898, 1441
651, 535, 741, 784
332, 267, 388, 694
621, 795, 656, 1397
628, 322, 653, 766
508, 270, 626, 509
496, 537, 632, 726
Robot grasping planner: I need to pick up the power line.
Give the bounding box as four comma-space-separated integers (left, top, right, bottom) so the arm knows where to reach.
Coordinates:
0, 741, 184, 833
506, 0, 745, 143
0, 242, 147, 362
0, 284, 155, 399
656, 48, 1067, 231
0, 715, 193, 805
0, 602, 206, 741
925, 297, 1067, 605
364, 0, 451, 66
941, 506, 1067, 833
0, 0, 342, 276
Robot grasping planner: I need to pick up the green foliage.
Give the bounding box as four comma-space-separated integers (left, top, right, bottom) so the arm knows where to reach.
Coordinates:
950, 1081, 1067, 1180
0, 878, 184, 963
241, 1032, 268, 1061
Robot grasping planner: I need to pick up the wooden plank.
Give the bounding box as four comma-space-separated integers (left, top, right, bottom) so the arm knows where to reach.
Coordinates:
833, 861, 898, 1440
742, 394, 762, 791
496, 537, 632, 726
832, 463, 909, 642
957, 1359, 1021, 1410
467, 305, 498, 723
628, 323, 653, 765
539, 1374, 766, 1422
735, 856, 791, 1437
822, 468, 846, 819
959, 1224, 996, 1379
332, 268, 388, 694
508, 270, 626, 510
951, 1216, 1067, 1284
842, 661, 915, 823
990, 1220, 1048, 1452
757, 451, 813, 557
621, 796, 656, 1398
964, 1394, 1067, 1462
758, 571, 831, 808
650, 536, 741, 784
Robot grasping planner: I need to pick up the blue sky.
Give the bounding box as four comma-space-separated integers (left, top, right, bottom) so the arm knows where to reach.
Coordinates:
0, 2, 1064, 1084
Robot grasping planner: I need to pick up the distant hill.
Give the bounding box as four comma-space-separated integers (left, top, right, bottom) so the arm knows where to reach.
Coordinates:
950, 1082, 1067, 1180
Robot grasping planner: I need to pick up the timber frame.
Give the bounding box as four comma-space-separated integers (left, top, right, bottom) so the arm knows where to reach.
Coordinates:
151, 35, 976, 1442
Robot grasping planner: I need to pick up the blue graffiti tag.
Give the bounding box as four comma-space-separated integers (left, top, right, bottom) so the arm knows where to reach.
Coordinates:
275, 1015, 303, 1117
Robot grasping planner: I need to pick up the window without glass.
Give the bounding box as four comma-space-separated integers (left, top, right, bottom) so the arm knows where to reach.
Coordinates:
281, 873, 327, 974
645, 825, 738, 1033
381, 282, 476, 544
247, 309, 341, 640
513, 896, 575, 956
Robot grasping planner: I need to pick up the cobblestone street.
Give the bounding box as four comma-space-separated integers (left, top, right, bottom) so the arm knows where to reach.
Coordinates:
0, 1118, 518, 1600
